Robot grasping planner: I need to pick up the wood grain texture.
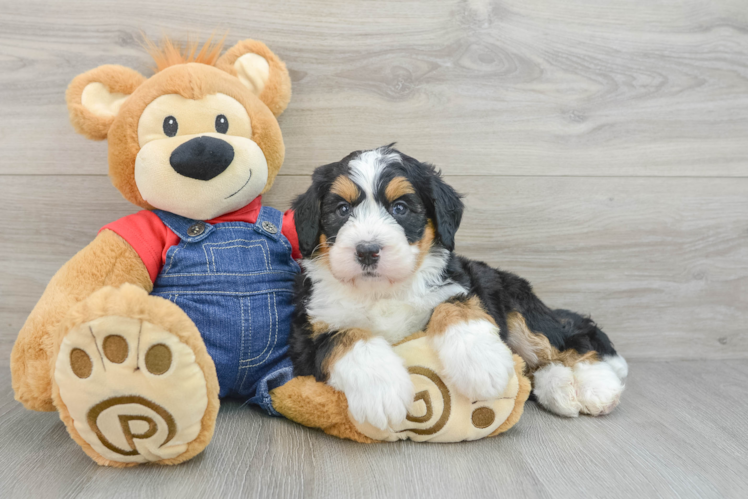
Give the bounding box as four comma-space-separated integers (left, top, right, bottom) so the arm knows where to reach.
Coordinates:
0, 358, 746, 498
2, 175, 746, 360
1, 1, 748, 497
1, 0, 748, 177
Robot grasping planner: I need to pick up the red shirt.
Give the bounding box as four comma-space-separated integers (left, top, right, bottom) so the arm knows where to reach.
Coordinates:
101, 196, 300, 283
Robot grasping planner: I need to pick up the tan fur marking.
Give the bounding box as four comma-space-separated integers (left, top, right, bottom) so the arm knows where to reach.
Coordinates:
321, 328, 372, 379
426, 296, 496, 336
413, 220, 436, 269
310, 321, 330, 339
385, 176, 415, 202
505, 312, 599, 373
308, 234, 333, 278
330, 175, 360, 203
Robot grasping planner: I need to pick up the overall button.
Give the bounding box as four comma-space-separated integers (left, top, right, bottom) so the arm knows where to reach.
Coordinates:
261, 221, 278, 234
187, 222, 206, 237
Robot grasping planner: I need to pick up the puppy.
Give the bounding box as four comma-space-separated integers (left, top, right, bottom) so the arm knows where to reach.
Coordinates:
289, 146, 627, 429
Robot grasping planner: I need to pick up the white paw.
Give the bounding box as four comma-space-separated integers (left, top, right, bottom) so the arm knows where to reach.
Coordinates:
432, 319, 515, 401
533, 359, 626, 417
533, 363, 583, 417
574, 361, 625, 416
604, 354, 629, 383
328, 337, 415, 430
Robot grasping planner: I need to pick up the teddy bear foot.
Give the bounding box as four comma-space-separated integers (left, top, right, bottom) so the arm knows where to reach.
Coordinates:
51, 285, 220, 467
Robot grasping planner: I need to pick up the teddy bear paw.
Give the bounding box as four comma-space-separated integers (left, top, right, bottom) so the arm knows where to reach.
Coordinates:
54, 314, 211, 465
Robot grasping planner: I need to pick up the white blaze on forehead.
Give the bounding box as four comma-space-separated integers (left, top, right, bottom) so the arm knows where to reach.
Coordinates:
348, 148, 402, 198
328, 147, 413, 283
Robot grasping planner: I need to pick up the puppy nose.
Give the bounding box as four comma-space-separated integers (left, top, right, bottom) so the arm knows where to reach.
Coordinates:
356, 243, 381, 267
169, 136, 234, 181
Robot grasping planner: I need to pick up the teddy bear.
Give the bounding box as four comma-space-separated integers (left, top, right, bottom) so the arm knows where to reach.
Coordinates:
10, 37, 299, 467
11, 36, 530, 467
273, 342, 530, 443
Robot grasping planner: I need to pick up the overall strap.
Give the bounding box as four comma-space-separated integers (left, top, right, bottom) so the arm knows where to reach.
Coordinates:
253, 206, 283, 241
152, 209, 215, 243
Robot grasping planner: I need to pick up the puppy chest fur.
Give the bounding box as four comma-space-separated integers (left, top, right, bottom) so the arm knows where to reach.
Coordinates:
303, 254, 467, 343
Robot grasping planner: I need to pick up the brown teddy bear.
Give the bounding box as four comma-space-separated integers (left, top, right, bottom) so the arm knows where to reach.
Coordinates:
11, 37, 298, 467
11, 37, 530, 467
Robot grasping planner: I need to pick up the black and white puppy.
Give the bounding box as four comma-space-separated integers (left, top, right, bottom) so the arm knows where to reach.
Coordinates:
289, 146, 627, 430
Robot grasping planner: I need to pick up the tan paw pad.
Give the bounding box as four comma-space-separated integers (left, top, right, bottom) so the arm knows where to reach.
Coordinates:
55, 316, 209, 464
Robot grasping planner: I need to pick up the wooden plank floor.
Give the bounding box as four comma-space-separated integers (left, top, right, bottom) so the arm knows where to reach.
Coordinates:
1, 0, 747, 497
0, 358, 746, 498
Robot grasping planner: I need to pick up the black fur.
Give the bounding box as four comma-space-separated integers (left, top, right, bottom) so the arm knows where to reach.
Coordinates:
289, 146, 618, 382
377, 151, 464, 251
287, 272, 336, 380
291, 152, 364, 256
443, 255, 617, 357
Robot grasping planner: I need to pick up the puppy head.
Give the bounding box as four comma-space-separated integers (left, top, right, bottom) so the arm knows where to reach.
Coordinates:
292, 146, 463, 286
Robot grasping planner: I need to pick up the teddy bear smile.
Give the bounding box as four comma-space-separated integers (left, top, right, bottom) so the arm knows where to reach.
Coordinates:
225, 170, 252, 199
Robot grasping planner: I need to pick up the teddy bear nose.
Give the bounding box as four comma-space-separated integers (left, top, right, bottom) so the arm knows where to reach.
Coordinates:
169, 136, 235, 181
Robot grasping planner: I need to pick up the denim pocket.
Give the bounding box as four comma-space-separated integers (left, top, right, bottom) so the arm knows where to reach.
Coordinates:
203, 238, 273, 274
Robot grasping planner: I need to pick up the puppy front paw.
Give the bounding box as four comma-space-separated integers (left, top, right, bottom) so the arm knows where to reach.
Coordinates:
432, 319, 515, 401
328, 337, 415, 430
344, 373, 415, 430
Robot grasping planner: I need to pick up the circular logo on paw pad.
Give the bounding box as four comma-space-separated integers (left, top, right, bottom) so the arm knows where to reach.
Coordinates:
87, 396, 177, 456
402, 366, 451, 436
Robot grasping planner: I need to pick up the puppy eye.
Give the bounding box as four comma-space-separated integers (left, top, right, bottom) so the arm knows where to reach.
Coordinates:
215, 115, 229, 134
391, 201, 408, 216
336, 202, 351, 217
163, 116, 178, 137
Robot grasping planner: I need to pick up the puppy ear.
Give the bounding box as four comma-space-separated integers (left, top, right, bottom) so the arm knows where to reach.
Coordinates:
216, 39, 292, 117
430, 171, 464, 252
292, 182, 322, 257
66, 65, 146, 140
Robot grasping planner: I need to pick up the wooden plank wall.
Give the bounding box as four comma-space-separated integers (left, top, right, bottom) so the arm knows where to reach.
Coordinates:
1, 0, 747, 360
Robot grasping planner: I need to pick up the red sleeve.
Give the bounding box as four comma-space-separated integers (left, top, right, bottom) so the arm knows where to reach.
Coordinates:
282, 209, 302, 261
100, 211, 170, 283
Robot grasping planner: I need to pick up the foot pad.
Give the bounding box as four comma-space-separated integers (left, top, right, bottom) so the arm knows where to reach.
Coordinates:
55, 315, 210, 464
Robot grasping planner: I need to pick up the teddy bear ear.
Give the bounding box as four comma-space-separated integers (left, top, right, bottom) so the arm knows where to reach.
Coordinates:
66, 65, 146, 140
216, 40, 292, 117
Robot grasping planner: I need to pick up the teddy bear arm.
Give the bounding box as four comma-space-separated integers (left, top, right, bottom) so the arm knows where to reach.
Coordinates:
11, 229, 152, 411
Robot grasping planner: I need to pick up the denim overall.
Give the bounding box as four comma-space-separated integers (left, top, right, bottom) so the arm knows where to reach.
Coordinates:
150, 207, 299, 415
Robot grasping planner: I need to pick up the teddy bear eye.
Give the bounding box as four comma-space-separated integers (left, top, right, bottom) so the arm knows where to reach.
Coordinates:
215, 115, 229, 134
163, 116, 178, 137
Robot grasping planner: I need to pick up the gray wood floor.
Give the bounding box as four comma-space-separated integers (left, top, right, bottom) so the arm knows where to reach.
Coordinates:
1, 359, 747, 498
1, 0, 747, 497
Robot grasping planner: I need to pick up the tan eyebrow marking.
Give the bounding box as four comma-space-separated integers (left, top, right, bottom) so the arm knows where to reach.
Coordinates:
330, 175, 360, 203
385, 176, 415, 202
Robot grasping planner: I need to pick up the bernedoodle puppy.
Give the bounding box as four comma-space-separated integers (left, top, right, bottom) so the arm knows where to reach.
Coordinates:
288, 146, 627, 430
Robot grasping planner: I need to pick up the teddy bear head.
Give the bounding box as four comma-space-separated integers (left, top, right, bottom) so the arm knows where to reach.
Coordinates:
66, 38, 291, 221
